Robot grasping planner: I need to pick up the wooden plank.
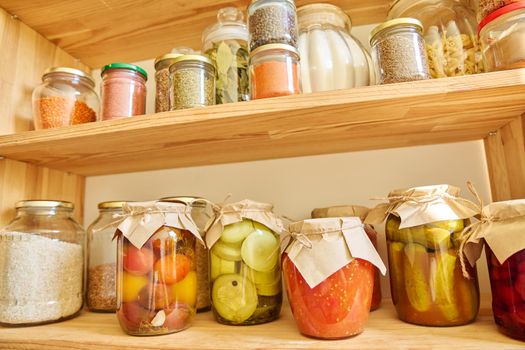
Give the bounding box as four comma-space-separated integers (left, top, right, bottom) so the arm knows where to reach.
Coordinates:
484, 116, 525, 201
0, 70, 523, 176
0, 0, 388, 68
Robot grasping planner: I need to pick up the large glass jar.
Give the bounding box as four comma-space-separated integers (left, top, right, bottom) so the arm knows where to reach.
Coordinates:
386, 215, 480, 326
297, 4, 375, 93
0, 200, 85, 326
388, 0, 484, 78
203, 7, 250, 104
32, 67, 99, 129
479, 2, 525, 72
86, 201, 124, 312
478, 0, 521, 22
100, 63, 147, 120
249, 44, 301, 99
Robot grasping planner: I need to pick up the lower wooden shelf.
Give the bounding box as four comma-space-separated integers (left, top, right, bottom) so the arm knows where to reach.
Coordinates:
0, 299, 523, 349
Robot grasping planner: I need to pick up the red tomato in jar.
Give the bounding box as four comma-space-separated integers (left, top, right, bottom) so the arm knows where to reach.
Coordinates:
154, 254, 192, 284
515, 274, 525, 301
117, 302, 153, 333
123, 245, 155, 276
164, 304, 193, 331
138, 283, 174, 310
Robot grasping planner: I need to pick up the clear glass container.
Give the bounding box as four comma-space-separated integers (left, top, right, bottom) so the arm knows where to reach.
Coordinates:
386, 215, 480, 326
248, 0, 298, 51
297, 3, 375, 93
169, 55, 216, 110
203, 7, 250, 104
479, 2, 525, 72
86, 201, 124, 312
100, 63, 147, 120
210, 219, 282, 325
388, 0, 484, 78
249, 44, 301, 99
370, 18, 432, 84
154, 53, 182, 113
0, 200, 85, 326
478, 0, 521, 22
32, 67, 99, 129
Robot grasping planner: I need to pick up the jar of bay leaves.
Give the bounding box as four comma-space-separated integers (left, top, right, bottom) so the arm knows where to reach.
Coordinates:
203, 7, 250, 104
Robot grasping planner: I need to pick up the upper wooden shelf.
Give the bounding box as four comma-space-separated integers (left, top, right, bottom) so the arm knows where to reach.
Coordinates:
0, 0, 389, 68
0, 70, 524, 177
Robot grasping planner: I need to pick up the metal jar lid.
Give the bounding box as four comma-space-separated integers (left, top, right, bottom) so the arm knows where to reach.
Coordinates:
42, 67, 95, 86
15, 200, 74, 210
154, 53, 184, 70
369, 17, 424, 44
98, 201, 127, 210
101, 62, 148, 80
169, 54, 215, 71
249, 0, 296, 10
249, 43, 300, 58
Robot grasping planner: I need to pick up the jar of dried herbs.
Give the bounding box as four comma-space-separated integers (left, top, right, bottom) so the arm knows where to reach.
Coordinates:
203, 7, 250, 104
154, 53, 182, 112
170, 55, 216, 110
248, 0, 299, 51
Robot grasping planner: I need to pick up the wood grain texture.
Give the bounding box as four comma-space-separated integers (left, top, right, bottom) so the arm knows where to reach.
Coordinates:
0, 70, 523, 176
484, 116, 525, 202
0, 0, 388, 68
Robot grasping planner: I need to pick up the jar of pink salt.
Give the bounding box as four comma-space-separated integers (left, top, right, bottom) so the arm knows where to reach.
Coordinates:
100, 63, 147, 120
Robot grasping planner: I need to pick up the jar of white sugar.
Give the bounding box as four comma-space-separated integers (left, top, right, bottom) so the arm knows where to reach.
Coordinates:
0, 200, 85, 326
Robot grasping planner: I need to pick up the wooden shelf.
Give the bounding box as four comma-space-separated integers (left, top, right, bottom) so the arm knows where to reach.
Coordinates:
0, 70, 524, 176
0, 0, 389, 68
1, 300, 523, 350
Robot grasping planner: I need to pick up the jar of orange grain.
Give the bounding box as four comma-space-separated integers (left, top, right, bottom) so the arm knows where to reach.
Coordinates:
249, 44, 301, 99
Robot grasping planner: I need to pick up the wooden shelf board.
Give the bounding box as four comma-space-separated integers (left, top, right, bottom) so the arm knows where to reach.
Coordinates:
0, 70, 524, 177
0, 0, 389, 68
1, 300, 523, 350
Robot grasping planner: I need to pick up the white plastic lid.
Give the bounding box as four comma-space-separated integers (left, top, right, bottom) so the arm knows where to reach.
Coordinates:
202, 7, 249, 51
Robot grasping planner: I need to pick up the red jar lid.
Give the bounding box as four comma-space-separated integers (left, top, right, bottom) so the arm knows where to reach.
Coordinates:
478, 1, 525, 36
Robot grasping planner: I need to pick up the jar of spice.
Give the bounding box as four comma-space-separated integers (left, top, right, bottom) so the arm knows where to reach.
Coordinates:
169, 55, 216, 110
479, 2, 525, 72
0, 201, 85, 326
32, 67, 99, 129
248, 0, 299, 51
370, 18, 432, 84
100, 63, 147, 120
86, 201, 124, 312
478, 0, 521, 22
154, 54, 182, 113
249, 44, 301, 99
203, 7, 250, 104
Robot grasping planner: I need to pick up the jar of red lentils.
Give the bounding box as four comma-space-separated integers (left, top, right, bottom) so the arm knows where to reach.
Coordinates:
32, 67, 99, 129
100, 63, 147, 120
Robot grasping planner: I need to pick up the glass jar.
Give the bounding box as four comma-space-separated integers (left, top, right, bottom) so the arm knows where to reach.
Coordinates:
388, 0, 484, 78
100, 63, 147, 120
249, 44, 301, 99
478, 0, 521, 22
248, 0, 298, 51
0, 200, 85, 326
203, 7, 250, 104
370, 18, 431, 84
32, 67, 99, 129
169, 55, 216, 110
297, 4, 375, 93
86, 201, 124, 312
479, 2, 525, 72
386, 215, 480, 326
154, 53, 182, 113
364, 225, 382, 311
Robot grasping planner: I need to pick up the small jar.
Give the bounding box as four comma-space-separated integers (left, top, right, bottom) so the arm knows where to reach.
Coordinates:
0, 201, 85, 326
203, 7, 250, 104
154, 54, 182, 113
100, 63, 147, 120
32, 67, 99, 129
169, 55, 216, 110
249, 44, 301, 99
479, 2, 525, 72
86, 201, 124, 312
370, 18, 431, 84
248, 0, 299, 51
478, 0, 521, 22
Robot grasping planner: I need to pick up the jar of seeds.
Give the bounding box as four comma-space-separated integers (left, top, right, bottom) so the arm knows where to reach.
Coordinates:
203, 7, 250, 104
154, 53, 182, 113
370, 18, 431, 84
248, 0, 298, 51
170, 55, 216, 110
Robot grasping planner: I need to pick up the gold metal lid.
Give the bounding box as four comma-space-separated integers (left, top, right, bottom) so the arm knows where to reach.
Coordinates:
154, 53, 183, 70
369, 17, 424, 44
160, 196, 207, 208
15, 200, 74, 210
42, 67, 95, 85
170, 54, 214, 68
249, 43, 300, 58
249, 0, 296, 9
98, 201, 127, 210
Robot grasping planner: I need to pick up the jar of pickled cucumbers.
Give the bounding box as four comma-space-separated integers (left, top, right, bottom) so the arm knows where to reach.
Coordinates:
367, 184, 480, 326
205, 200, 284, 325
115, 201, 203, 336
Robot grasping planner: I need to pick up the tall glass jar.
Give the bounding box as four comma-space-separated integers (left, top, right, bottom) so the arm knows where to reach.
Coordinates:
100, 63, 147, 120
32, 67, 99, 129
0, 200, 85, 326
86, 201, 124, 312
250, 44, 301, 99
170, 55, 216, 110
154, 53, 182, 113
388, 0, 484, 78
203, 7, 250, 104
297, 4, 375, 93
